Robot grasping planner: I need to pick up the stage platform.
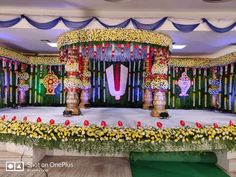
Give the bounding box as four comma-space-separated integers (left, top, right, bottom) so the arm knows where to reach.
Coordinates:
0, 107, 235, 128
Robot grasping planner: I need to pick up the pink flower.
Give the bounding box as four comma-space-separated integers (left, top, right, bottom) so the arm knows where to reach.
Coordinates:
84, 120, 89, 127
36, 117, 42, 123
229, 120, 234, 126
64, 119, 70, 126
195, 122, 202, 128
49, 119, 55, 125
12, 116, 17, 121
213, 123, 219, 128
180, 120, 185, 127
117, 121, 123, 127
101, 121, 107, 127
137, 121, 142, 128
156, 122, 163, 128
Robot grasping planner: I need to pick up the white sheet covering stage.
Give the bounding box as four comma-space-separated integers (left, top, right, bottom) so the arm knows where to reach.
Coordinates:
0, 107, 235, 128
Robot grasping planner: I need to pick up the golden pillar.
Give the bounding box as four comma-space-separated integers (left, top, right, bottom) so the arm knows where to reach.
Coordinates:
143, 59, 153, 109
151, 90, 167, 117
64, 48, 81, 115
79, 57, 91, 108
151, 51, 169, 118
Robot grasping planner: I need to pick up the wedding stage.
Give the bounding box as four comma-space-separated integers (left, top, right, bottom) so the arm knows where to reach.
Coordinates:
1, 107, 235, 128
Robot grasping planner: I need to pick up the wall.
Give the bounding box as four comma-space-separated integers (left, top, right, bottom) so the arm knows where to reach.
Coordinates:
0, 57, 236, 112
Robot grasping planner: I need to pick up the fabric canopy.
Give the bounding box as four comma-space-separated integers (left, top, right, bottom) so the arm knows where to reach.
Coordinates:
0, 15, 235, 33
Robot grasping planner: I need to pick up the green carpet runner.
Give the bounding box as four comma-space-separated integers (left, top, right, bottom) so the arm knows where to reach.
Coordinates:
130, 152, 229, 177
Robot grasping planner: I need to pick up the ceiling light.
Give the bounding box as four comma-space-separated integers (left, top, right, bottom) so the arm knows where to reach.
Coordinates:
172, 44, 186, 50
47, 42, 57, 48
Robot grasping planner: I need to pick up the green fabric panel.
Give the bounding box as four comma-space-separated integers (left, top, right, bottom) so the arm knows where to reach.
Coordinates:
130, 152, 217, 164
130, 161, 229, 177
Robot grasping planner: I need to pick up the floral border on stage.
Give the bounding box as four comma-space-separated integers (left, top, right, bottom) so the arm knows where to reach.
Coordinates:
0, 47, 29, 63
170, 52, 236, 68
0, 119, 235, 153
57, 28, 173, 49
1, 46, 236, 67
28, 56, 61, 65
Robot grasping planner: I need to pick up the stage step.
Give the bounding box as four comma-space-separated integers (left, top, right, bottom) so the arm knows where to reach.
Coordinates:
229, 159, 236, 172
0, 151, 32, 168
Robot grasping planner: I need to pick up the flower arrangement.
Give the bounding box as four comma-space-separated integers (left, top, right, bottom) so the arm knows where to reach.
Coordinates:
150, 79, 169, 91
82, 80, 91, 89
143, 72, 152, 89
152, 63, 168, 75
57, 28, 172, 49
81, 71, 91, 78
64, 78, 82, 89
0, 118, 235, 153
65, 59, 79, 72
18, 72, 29, 80
208, 79, 220, 95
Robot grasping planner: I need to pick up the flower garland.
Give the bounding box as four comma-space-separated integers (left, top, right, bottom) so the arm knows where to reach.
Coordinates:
208, 79, 220, 95
64, 78, 82, 90
57, 28, 172, 49
0, 119, 235, 153
143, 72, 152, 89
151, 54, 170, 92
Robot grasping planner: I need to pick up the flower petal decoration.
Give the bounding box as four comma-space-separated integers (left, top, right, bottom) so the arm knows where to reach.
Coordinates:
36, 117, 42, 123
84, 120, 89, 127
49, 119, 55, 125
118, 121, 123, 127
180, 120, 185, 127
156, 122, 163, 128
64, 119, 70, 126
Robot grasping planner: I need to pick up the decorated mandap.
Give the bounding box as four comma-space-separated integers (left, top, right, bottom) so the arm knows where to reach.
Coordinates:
0, 28, 236, 158
57, 28, 172, 117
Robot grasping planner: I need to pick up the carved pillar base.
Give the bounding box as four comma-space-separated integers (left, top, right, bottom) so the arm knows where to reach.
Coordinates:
151, 90, 167, 117
143, 89, 153, 109
65, 91, 81, 115
79, 89, 90, 108
211, 94, 218, 109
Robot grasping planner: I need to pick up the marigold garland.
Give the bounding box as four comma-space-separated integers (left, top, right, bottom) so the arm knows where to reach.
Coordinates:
0, 119, 235, 153
57, 28, 172, 49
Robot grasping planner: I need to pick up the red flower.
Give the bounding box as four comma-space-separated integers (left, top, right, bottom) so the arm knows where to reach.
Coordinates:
117, 121, 123, 127
101, 121, 107, 127
49, 119, 55, 125
37, 117, 42, 123
84, 120, 89, 127
156, 122, 163, 128
23, 116, 28, 122
64, 119, 70, 126
213, 123, 219, 128
195, 122, 202, 128
1, 115, 6, 121
180, 120, 185, 127
229, 120, 234, 126
137, 121, 142, 128
12, 116, 16, 121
